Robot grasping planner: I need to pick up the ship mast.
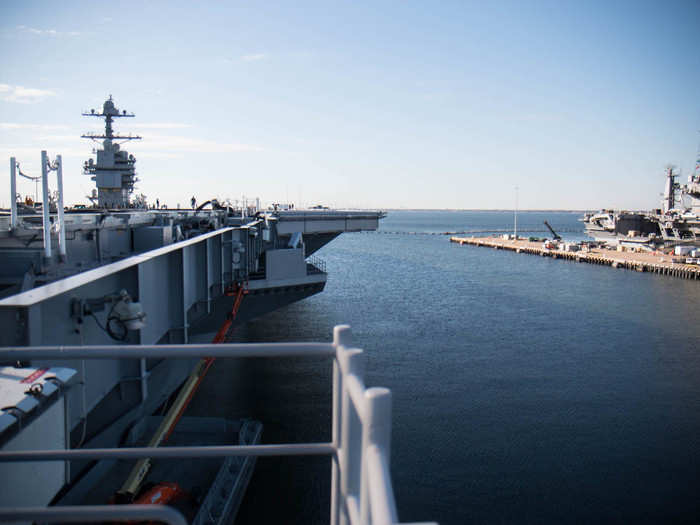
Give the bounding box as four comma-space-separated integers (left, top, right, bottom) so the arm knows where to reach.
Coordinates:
82, 96, 142, 208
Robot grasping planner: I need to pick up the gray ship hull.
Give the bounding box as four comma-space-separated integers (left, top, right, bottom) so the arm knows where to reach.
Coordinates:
583, 210, 698, 248
189, 280, 325, 342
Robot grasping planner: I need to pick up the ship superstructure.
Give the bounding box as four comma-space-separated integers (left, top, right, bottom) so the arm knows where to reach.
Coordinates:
681, 148, 700, 215
81, 96, 142, 208
0, 97, 390, 522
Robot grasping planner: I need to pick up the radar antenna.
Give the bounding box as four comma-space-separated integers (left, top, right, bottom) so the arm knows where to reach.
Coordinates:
81, 96, 142, 208
81, 95, 142, 143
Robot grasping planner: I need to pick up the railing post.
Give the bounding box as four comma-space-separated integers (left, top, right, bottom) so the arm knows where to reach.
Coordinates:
41, 150, 51, 259
10, 157, 17, 229
338, 345, 364, 525
360, 387, 392, 525
331, 325, 351, 525
365, 388, 392, 468
56, 155, 66, 259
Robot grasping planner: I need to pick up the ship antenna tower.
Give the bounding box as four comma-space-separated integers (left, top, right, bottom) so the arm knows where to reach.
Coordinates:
81, 96, 142, 208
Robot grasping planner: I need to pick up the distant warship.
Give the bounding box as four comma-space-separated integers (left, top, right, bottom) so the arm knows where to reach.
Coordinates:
583, 156, 700, 248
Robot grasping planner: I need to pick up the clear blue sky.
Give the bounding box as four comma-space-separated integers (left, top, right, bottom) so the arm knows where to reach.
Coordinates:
1, 1, 699, 210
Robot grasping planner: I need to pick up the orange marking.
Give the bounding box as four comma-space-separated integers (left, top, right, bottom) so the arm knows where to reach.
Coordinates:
20, 368, 47, 384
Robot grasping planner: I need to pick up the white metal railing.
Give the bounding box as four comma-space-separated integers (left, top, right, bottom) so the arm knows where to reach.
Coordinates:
0, 505, 187, 524
332, 325, 436, 525
8, 152, 68, 258
307, 254, 327, 274
0, 325, 436, 525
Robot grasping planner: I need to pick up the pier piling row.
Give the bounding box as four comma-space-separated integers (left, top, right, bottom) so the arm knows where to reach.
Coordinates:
450, 237, 700, 281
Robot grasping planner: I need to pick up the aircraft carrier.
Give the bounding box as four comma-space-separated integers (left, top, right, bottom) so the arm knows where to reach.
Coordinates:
0, 97, 403, 524
583, 160, 700, 249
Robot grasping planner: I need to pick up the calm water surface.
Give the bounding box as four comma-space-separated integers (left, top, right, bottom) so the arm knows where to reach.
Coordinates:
227, 211, 700, 524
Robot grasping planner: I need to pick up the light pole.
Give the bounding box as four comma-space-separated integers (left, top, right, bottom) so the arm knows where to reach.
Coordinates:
514, 186, 518, 239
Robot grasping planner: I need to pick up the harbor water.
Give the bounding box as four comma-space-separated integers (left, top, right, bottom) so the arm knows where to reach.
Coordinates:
206, 211, 700, 524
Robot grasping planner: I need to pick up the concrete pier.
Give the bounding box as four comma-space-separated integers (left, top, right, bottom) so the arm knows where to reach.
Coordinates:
450, 236, 700, 281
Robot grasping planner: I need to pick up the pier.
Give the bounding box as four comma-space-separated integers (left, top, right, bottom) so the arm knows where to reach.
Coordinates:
451, 236, 700, 280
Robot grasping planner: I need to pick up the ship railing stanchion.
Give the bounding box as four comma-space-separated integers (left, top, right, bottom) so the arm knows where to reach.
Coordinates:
56, 154, 67, 259
332, 324, 351, 525
362, 388, 396, 525
338, 344, 364, 525
9, 157, 17, 229
41, 150, 51, 259
56, 155, 66, 260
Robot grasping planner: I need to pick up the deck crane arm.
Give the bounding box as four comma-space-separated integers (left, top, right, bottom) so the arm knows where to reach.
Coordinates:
543, 220, 562, 241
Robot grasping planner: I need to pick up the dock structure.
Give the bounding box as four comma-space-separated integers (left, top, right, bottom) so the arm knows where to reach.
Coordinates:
450, 236, 700, 281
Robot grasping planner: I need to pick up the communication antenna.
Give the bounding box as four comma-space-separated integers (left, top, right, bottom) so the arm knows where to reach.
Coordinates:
81, 96, 142, 208
81, 95, 142, 143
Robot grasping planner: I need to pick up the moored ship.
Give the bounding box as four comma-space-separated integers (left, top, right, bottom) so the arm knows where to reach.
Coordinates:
583, 161, 700, 249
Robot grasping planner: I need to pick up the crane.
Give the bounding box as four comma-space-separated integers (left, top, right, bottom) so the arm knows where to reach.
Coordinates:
543, 220, 562, 241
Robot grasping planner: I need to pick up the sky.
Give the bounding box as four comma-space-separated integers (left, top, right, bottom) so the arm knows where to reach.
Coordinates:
1, 0, 699, 210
